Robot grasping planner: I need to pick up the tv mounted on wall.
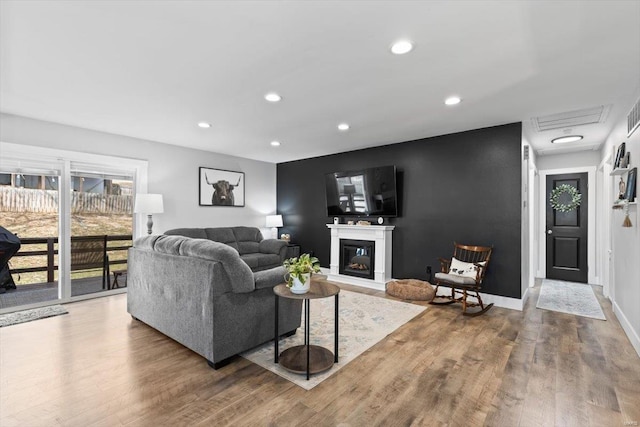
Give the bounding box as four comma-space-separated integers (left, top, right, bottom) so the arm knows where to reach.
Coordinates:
325, 165, 398, 217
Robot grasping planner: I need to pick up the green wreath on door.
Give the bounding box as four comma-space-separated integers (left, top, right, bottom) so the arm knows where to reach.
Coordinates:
550, 184, 582, 212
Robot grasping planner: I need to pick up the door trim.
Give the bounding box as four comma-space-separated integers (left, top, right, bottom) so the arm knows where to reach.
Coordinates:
538, 166, 597, 284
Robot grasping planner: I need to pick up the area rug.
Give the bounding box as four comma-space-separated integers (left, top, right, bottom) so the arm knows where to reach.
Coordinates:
536, 279, 605, 320
241, 289, 426, 390
0, 305, 68, 327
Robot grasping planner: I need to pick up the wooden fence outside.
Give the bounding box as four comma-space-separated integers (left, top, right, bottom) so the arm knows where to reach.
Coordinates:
0, 187, 133, 214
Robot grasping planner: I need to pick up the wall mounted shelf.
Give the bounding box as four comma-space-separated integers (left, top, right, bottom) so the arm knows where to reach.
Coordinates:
612, 202, 637, 209
610, 167, 631, 176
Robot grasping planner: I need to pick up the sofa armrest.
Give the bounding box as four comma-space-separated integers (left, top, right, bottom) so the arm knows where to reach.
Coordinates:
259, 239, 287, 257
254, 266, 287, 290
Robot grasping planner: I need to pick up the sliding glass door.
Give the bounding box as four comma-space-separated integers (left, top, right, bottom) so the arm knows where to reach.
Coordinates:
0, 167, 62, 310
0, 142, 148, 313
69, 170, 133, 296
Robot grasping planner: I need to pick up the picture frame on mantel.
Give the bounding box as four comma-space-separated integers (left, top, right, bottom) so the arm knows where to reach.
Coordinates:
199, 167, 245, 207
624, 167, 637, 202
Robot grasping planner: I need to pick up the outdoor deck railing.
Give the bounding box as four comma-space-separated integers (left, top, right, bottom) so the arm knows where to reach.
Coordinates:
11, 235, 132, 283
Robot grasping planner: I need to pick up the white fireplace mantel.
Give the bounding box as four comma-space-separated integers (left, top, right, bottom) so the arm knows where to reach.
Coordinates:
326, 224, 394, 290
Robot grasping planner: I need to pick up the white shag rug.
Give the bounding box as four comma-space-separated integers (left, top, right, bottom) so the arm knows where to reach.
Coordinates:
242, 289, 426, 390
0, 304, 68, 327
536, 279, 605, 320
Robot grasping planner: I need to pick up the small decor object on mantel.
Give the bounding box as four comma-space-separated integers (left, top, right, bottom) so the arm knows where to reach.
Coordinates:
356, 220, 371, 226
283, 253, 321, 294
550, 184, 582, 212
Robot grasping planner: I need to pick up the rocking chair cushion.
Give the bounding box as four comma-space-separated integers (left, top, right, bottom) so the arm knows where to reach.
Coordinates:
434, 272, 476, 285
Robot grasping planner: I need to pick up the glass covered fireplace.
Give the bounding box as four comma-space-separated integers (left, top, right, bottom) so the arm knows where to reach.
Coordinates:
339, 239, 375, 280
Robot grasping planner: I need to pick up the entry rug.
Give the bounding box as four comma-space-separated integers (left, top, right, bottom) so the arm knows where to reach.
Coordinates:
242, 289, 426, 390
0, 305, 68, 327
536, 279, 605, 320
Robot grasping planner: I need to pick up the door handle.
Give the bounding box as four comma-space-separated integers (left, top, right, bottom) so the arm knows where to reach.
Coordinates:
547, 230, 553, 234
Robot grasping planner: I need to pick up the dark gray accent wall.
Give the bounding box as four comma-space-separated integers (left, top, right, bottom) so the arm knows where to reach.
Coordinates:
277, 123, 522, 298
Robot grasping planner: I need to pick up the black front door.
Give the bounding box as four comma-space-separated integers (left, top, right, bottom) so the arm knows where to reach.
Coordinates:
546, 173, 588, 283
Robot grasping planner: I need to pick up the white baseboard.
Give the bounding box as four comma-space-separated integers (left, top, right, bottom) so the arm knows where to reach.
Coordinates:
319, 268, 527, 312
613, 301, 640, 358
434, 289, 525, 311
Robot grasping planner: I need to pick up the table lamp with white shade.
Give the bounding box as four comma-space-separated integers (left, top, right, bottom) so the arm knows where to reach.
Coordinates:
134, 194, 164, 234
265, 214, 283, 239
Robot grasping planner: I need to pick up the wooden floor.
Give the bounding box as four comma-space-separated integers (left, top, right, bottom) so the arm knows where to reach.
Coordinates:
1, 283, 639, 426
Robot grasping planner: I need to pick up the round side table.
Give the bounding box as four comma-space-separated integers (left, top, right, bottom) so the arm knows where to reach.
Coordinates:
274, 280, 340, 380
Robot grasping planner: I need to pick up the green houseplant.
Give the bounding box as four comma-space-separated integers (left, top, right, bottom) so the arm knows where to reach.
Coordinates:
283, 253, 321, 294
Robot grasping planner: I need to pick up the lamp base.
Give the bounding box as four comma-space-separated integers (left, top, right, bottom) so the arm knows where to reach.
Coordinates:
147, 214, 154, 235
271, 227, 278, 239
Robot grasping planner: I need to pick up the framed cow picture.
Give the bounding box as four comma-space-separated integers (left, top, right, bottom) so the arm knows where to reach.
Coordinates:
199, 167, 245, 207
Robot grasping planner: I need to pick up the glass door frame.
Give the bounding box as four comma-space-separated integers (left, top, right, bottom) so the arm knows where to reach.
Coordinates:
0, 141, 148, 314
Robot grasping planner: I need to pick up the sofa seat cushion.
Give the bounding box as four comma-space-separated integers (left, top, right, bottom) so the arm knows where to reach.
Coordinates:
240, 253, 261, 270
241, 252, 281, 268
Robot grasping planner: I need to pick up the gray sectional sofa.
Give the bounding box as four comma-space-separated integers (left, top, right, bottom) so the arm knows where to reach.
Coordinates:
127, 233, 302, 368
165, 226, 288, 272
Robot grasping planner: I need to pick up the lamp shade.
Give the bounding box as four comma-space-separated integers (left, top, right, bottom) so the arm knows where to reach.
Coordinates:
265, 214, 283, 228
134, 194, 164, 214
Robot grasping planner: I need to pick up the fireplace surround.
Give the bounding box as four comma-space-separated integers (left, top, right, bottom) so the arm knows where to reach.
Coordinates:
327, 224, 394, 290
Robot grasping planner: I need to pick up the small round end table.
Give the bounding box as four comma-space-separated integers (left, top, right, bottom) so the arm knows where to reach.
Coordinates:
274, 279, 340, 380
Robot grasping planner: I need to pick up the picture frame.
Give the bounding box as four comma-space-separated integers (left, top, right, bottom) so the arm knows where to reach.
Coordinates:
624, 167, 636, 202
614, 142, 626, 169
199, 167, 245, 207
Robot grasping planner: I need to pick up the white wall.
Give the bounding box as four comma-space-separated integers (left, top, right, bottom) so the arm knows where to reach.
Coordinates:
600, 91, 640, 358
0, 113, 278, 234
536, 150, 602, 170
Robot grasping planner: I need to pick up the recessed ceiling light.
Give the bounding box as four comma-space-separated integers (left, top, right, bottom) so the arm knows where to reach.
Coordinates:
197, 122, 211, 128
338, 123, 350, 131
444, 96, 462, 106
270, 141, 281, 147
264, 93, 282, 102
551, 135, 583, 144
390, 40, 414, 55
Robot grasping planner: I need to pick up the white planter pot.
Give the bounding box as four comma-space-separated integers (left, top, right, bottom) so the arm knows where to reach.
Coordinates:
290, 273, 311, 294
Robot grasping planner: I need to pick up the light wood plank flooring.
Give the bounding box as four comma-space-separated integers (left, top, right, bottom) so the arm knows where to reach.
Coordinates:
1, 282, 639, 426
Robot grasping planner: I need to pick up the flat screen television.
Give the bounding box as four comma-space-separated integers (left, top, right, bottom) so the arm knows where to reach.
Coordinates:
325, 165, 398, 217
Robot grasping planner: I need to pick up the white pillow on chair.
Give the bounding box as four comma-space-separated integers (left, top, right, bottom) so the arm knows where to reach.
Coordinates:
449, 257, 485, 279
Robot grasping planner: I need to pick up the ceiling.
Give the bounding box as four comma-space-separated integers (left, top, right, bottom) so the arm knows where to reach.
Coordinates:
1, 1, 639, 163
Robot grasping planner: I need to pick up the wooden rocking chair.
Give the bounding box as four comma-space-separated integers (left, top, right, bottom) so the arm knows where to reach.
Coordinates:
430, 242, 493, 316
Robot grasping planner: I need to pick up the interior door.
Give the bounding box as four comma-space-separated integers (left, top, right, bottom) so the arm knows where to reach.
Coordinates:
546, 173, 588, 283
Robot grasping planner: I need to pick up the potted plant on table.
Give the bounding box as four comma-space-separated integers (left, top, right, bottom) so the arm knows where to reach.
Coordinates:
283, 253, 321, 294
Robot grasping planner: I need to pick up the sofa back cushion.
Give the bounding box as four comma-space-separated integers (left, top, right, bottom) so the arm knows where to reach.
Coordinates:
205, 228, 239, 251
232, 226, 262, 255
134, 235, 254, 293
164, 226, 266, 255
164, 228, 207, 240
